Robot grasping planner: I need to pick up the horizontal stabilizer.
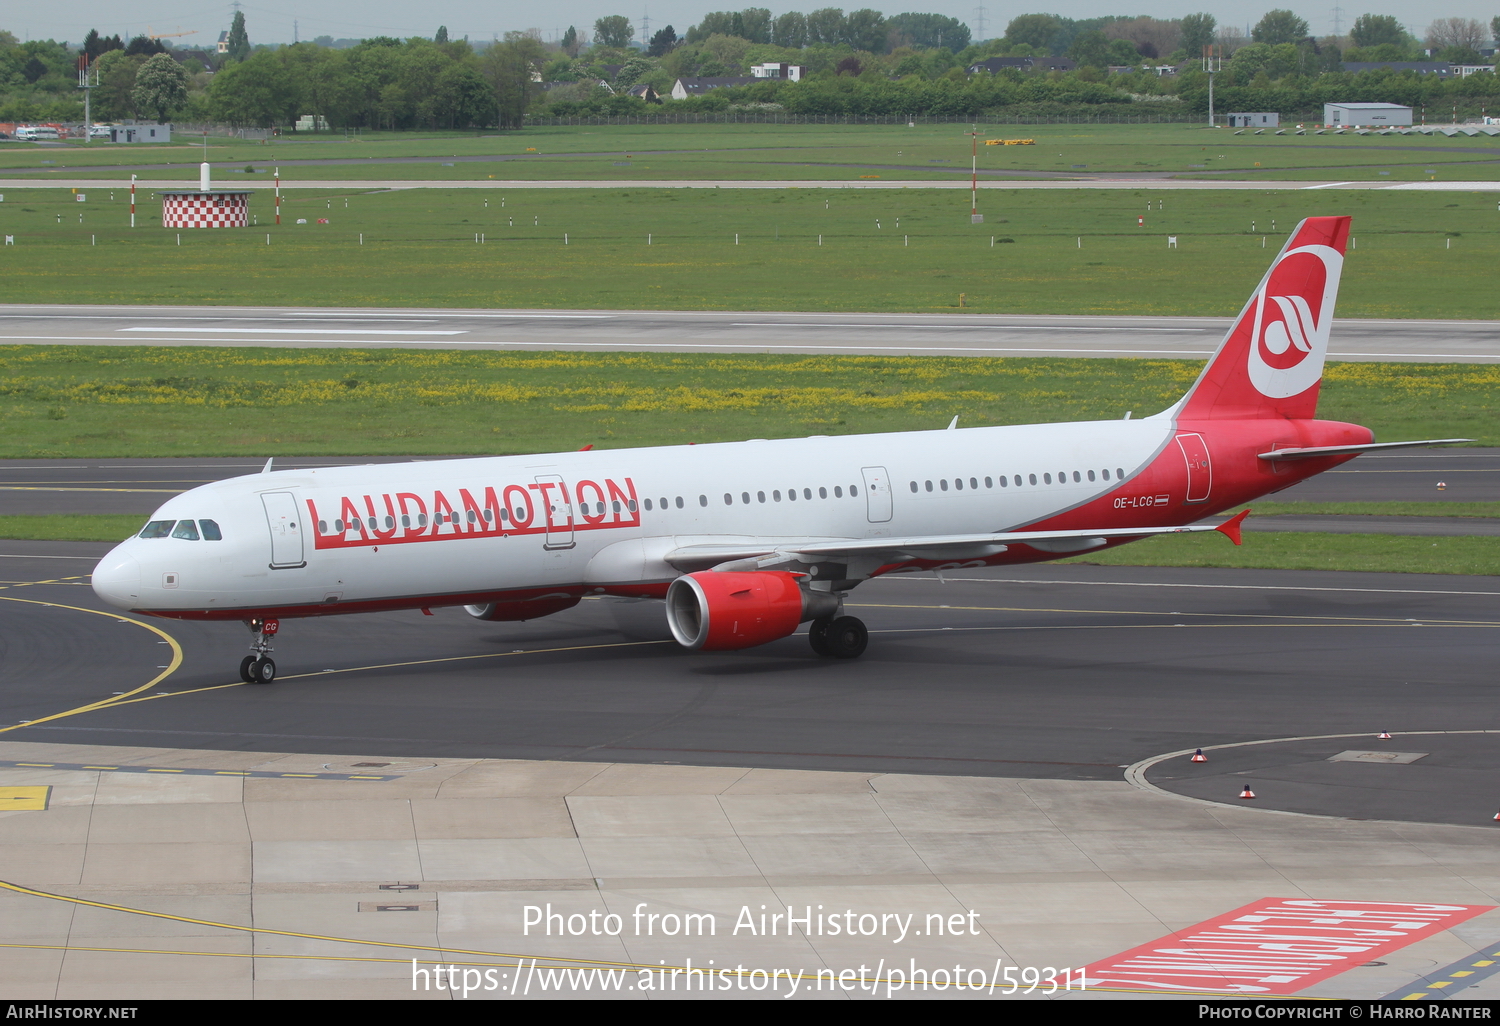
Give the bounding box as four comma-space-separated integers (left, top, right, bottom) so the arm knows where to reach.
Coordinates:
1257, 439, 1471, 461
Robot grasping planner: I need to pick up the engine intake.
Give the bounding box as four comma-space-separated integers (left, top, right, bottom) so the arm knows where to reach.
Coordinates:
665, 571, 838, 651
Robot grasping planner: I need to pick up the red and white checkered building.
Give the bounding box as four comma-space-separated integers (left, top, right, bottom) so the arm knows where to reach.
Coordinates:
161, 191, 251, 228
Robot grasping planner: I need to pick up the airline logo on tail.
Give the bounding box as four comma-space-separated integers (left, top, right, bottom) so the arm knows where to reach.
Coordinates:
1177, 216, 1350, 422
1246, 243, 1343, 399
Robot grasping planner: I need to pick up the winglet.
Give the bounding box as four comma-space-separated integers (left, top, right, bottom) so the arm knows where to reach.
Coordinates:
1216, 509, 1250, 546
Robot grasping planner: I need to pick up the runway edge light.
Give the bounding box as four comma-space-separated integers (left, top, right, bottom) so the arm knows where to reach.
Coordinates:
1191, 749, 1207, 763
1239, 785, 1257, 799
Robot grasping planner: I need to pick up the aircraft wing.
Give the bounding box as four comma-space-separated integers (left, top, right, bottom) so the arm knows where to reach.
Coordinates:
1257, 439, 1471, 461
664, 511, 1251, 568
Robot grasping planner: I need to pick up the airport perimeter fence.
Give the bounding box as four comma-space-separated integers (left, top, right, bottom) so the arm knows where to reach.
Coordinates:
522, 111, 1209, 128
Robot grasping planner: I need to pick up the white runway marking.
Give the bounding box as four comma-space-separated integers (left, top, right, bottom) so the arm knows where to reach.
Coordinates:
5, 334, 1493, 361
0, 555, 100, 560
119, 327, 468, 336
729, 323, 1209, 332
283, 312, 614, 319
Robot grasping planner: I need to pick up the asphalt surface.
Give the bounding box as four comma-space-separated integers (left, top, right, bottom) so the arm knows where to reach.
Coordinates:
2, 549, 1496, 829
1144, 731, 1500, 829
4, 304, 1500, 362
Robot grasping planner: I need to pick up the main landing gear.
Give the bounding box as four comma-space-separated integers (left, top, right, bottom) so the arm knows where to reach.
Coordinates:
808, 615, 868, 659
240, 617, 279, 684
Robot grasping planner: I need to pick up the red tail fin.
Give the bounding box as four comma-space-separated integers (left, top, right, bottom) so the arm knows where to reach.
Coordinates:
1177, 216, 1350, 421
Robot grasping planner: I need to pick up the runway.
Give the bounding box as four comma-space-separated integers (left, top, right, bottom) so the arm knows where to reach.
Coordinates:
4, 304, 1500, 362
5, 177, 1500, 191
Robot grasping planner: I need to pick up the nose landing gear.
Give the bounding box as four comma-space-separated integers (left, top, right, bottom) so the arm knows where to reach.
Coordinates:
240, 617, 279, 683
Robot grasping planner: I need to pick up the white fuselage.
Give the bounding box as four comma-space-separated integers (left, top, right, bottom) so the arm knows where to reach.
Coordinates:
91, 418, 1175, 619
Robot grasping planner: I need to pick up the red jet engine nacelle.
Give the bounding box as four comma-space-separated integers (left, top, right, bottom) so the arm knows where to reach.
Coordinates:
666, 571, 834, 651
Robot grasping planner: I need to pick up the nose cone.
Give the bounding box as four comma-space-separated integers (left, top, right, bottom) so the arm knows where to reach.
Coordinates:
92, 551, 141, 609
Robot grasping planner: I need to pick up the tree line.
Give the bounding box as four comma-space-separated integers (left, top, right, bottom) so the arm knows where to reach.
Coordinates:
1, 10, 1498, 129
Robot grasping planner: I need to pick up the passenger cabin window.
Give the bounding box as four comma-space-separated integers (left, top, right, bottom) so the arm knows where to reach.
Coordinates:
139, 520, 174, 539
644, 499, 653, 511
834, 486, 843, 498
171, 520, 199, 540
850, 486, 858, 496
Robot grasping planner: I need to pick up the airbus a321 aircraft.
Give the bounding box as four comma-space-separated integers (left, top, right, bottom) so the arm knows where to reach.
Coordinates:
92, 216, 1463, 682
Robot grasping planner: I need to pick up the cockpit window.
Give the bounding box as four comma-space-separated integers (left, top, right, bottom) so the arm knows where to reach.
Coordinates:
199, 520, 222, 541
171, 520, 200, 540
139, 520, 175, 539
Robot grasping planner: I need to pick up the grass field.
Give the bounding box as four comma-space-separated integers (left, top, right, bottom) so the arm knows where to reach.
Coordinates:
1, 187, 1497, 316
1240, 502, 1500, 517
1, 346, 1494, 459
1060, 530, 1500, 575
0, 514, 143, 542
6, 124, 1500, 182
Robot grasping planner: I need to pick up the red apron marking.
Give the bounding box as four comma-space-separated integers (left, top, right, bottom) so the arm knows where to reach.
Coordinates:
1081, 898, 1494, 995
